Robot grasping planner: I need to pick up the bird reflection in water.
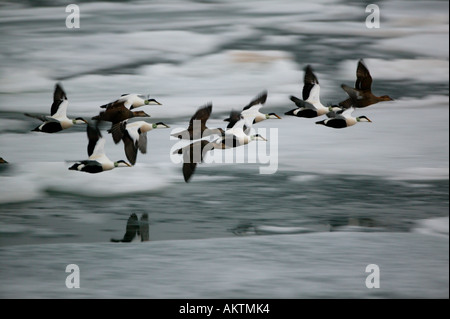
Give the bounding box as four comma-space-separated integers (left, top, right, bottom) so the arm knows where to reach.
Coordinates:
111, 213, 149, 243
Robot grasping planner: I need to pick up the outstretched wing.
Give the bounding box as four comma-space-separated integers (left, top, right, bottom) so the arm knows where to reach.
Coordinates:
302, 65, 319, 101
183, 162, 197, 183
305, 84, 321, 105
86, 124, 103, 157
51, 83, 68, 116
341, 84, 363, 104
225, 110, 243, 129
335, 107, 354, 120
122, 129, 138, 165
355, 59, 372, 91
289, 96, 317, 110
137, 131, 148, 154
338, 97, 353, 109
188, 103, 212, 129
100, 94, 133, 109
242, 90, 268, 111
109, 121, 127, 144
24, 113, 54, 122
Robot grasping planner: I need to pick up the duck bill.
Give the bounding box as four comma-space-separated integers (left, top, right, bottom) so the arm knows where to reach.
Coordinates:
147, 100, 162, 106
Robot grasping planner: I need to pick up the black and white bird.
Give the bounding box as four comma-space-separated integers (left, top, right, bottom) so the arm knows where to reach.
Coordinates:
25, 83, 87, 133
171, 103, 224, 140
224, 90, 281, 127
110, 120, 170, 165
216, 109, 267, 148
100, 94, 162, 110
110, 213, 149, 243
68, 123, 131, 173
174, 110, 266, 182
315, 107, 372, 129
285, 65, 339, 118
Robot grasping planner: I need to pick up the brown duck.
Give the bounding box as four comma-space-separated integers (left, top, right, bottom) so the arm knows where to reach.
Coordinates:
92, 101, 150, 123
339, 59, 393, 108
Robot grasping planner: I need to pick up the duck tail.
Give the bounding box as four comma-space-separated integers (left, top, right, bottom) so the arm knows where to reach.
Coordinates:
315, 120, 326, 126
284, 109, 296, 116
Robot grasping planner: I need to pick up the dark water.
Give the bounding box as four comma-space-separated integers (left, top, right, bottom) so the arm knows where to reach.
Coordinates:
1, 167, 448, 246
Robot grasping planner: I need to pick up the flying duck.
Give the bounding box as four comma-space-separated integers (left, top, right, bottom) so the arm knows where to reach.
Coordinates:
110, 120, 170, 165
174, 110, 266, 182
215, 109, 267, 149
315, 107, 372, 129
68, 123, 131, 173
339, 59, 393, 108
171, 103, 224, 140
224, 90, 281, 127
110, 213, 149, 243
285, 65, 339, 118
100, 94, 162, 110
92, 102, 150, 124
24, 83, 88, 133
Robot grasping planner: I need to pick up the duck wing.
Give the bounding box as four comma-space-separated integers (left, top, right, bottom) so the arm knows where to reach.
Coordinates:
355, 59, 372, 91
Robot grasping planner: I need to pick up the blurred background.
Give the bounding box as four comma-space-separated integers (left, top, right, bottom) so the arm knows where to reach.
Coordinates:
0, 0, 448, 298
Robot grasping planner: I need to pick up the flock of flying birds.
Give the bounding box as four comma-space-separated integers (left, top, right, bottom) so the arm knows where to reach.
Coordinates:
16, 59, 392, 183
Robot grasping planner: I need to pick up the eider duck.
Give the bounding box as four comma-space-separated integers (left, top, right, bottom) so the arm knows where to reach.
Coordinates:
215, 109, 267, 149
339, 59, 393, 108
25, 83, 87, 133
100, 94, 162, 110
92, 102, 150, 124
110, 120, 170, 165
69, 123, 131, 173
174, 110, 266, 182
285, 65, 339, 118
224, 90, 281, 126
315, 107, 372, 129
